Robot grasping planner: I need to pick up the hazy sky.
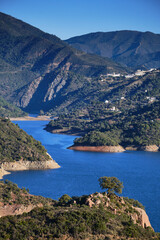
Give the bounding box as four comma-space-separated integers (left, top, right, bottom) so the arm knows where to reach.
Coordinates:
0, 0, 160, 39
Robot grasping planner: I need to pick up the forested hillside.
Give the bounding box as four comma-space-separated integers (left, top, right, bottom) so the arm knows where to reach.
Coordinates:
0, 118, 50, 163
46, 97, 160, 149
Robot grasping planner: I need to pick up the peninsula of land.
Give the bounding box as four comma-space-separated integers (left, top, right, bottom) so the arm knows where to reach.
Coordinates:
45, 98, 160, 153
0, 118, 60, 180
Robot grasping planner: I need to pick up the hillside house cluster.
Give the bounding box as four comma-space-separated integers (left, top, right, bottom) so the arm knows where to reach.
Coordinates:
100, 68, 158, 81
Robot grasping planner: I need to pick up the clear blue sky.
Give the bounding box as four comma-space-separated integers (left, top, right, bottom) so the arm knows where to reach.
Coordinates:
0, 0, 160, 39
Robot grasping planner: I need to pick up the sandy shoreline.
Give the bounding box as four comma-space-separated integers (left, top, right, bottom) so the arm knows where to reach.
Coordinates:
10, 115, 52, 121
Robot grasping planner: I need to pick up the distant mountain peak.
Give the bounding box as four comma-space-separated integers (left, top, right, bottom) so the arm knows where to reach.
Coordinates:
65, 30, 160, 69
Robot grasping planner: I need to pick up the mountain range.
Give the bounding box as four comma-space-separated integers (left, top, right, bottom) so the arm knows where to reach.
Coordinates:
66, 30, 160, 69
0, 12, 160, 114
0, 12, 127, 113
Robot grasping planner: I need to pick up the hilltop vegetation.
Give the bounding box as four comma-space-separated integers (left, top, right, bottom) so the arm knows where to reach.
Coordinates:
0, 118, 50, 163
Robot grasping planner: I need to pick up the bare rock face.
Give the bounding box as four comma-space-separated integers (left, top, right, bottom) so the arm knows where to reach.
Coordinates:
85, 198, 95, 208
85, 192, 110, 208
0, 203, 43, 218
132, 207, 152, 229
44, 63, 71, 102
0, 158, 60, 179
19, 76, 42, 107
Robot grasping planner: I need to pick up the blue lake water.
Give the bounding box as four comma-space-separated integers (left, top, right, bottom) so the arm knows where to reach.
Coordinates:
3, 120, 160, 232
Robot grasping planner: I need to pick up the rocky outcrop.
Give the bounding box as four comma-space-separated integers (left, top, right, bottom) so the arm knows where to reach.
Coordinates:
0, 203, 43, 218
85, 193, 110, 208
68, 145, 125, 152
140, 145, 159, 152
84, 193, 152, 229
1, 159, 60, 171
132, 207, 152, 229
126, 145, 160, 152
44, 63, 71, 102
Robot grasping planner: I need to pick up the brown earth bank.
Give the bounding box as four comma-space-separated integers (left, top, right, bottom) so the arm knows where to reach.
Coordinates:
68, 145, 125, 152
0, 159, 60, 180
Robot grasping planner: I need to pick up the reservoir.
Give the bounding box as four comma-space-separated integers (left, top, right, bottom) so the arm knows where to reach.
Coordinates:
4, 120, 160, 232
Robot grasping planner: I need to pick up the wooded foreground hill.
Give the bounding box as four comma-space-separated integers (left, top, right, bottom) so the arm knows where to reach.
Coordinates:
0, 118, 50, 163
0, 180, 159, 240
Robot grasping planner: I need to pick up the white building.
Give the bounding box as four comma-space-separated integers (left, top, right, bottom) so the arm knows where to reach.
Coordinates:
125, 74, 135, 79
135, 70, 146, 76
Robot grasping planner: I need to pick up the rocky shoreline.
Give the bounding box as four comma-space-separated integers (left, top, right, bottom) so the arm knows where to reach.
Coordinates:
68, 145, 125, 152
125, 144, 160, 152
68, 144, 160, 153
0, 158, 60, 180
